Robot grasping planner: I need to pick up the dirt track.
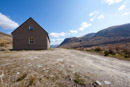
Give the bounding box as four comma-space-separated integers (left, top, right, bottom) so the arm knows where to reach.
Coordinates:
0, 48, 130, 87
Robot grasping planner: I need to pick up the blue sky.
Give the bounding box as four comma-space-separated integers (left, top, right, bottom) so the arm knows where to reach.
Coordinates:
0, 0, 130, 45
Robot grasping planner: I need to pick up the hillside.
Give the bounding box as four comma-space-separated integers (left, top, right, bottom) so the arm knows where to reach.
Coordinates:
95, 23, 130, 37
59, 33, 96, 48
50, 44, 59, 48
59, 23, 130, 49
0, 32, 12, 49
0, 32, 11, 39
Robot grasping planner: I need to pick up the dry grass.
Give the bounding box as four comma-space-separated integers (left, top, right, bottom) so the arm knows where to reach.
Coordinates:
0, 50, 98, 87
0, 34, 12, 50
74, 73, 85, 86
75, 45, 130, 61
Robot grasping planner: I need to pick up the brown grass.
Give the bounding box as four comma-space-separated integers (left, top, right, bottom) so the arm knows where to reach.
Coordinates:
0, 51, 97, 87
75, 45, 130, 61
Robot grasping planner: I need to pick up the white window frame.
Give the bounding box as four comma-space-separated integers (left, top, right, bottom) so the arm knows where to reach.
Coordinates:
29, 37, 34, 44
29, 26, 33, 31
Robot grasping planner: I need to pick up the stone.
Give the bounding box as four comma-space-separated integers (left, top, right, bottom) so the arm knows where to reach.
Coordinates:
122, 71, 125, 73
104, 81, 111, 85
0, 74, 4, 78
128, 76, 130, 78
43, 68, 49, 73
16, 72, 20, 75
44, 70, 49, 73
70, 65, 74, 68
36, 64, 42, 68
94, 81, 102, 85
50, 75, 55, 78
34, 56, 38, 58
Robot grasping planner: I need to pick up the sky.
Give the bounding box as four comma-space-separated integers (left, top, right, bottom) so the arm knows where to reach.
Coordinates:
0, 0, 130, 45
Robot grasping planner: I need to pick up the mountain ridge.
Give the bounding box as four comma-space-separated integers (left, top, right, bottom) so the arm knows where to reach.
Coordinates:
59, 22, 130, 48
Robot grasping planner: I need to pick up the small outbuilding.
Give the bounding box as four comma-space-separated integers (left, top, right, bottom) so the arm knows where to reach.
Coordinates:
12, 17, 50, 50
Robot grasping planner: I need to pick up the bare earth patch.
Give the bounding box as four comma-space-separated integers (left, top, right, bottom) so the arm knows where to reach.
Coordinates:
0, 48, 130, 87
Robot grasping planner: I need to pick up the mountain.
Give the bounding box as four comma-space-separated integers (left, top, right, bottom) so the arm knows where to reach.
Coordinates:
0, 32, 12, 40
0, 32, 12, 49
95, 23, 130, 37
50, 44, 59, 48
59, 23, 130, 48
80, 33, 96, 40
0, 32, 11, 37
59, 33, 96, 48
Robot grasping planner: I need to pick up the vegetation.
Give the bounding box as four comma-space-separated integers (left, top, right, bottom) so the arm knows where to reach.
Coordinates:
76, 45, 130, 60
74, 73, 85, 86
104, 50, 109, 56
0, 51, 94, 87
16, 73, 27, 82
26, 74, 35, 87
0, 40, 10, 50
94, 47, 101, 52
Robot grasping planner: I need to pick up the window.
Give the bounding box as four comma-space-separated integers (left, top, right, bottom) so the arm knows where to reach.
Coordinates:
29, 37, 34, 44
29, 26, 33, 31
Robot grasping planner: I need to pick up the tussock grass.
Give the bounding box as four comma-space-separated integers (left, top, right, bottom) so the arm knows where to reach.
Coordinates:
16, 73, 27, 82
75, 46, 130, 61
74, 73, 85, 86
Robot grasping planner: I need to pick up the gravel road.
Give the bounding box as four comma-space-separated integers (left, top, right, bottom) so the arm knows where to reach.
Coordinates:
0, 48, 130, 87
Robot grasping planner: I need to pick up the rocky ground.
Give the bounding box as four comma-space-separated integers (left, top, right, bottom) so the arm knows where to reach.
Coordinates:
0, 48, 130, 87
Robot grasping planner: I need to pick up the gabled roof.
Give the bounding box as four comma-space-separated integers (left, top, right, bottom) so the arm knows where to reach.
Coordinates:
12, 17, 50, 42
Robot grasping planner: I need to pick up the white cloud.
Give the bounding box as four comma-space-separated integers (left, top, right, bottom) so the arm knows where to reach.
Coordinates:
126, 9, 129, 11
118, 4, 126, 11
78, 22, 91, 31
49, 32, 66, 38
69, 30, 78, 34
89, 11, 99, 17
51, 38, 64, 45
122, 11, 130, 16
89, 11, 100, 22
89, 12, 93, 17
0, 13, 19, 30
97, 14, 105, 19
51, 38, 64, 42
90, 18, 94, 22
104, 0, 122, 5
